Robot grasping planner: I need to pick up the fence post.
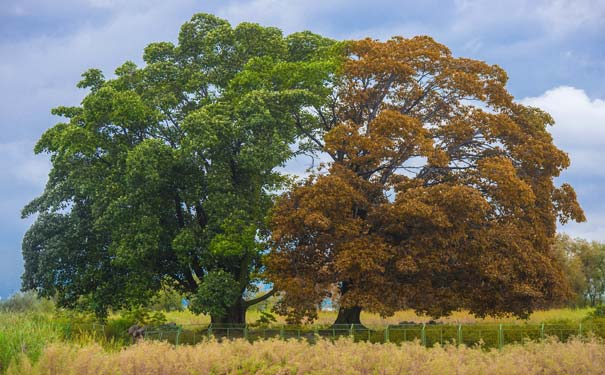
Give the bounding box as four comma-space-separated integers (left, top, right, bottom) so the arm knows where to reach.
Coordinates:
244, 325, 248, 341
175, 327, 181, 347
350, 324, 354, 337
578, 323, 583, 339
208, 324, 213, 339
280, 325, 285, 340
421, 323, 426, 347
540, 323, 544, 340
384, 326, 390, 343
498, 324, 503, 350
457, 324, 462, 346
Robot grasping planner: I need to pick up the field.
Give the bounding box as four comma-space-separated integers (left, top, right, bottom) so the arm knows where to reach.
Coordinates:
1, 307, 604, 374
165, 307, 594, 326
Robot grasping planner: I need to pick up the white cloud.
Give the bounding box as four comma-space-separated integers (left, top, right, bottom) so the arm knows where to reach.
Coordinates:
521, 86, 605, 158
521, 86, 605, 240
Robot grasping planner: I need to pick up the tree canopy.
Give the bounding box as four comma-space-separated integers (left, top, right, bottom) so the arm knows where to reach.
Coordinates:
22, 13, 337, 322
553, 234, 605, 307
268, 37, 585, 324
23, 16, 586, 326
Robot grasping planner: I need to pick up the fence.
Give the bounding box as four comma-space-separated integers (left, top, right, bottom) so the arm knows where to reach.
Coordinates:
53, 321, 605, 349
137, 322, 605, 349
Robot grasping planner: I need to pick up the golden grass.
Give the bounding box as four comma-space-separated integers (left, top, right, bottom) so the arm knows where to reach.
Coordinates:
8, 337, 605, 375
164, 307, 592, 327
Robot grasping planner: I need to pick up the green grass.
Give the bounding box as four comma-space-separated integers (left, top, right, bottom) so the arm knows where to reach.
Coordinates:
0, 313, 61, 372
162, 307, 593, 327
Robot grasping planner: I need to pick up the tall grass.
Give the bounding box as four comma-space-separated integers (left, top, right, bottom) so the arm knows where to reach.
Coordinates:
0, 313, 120, 373
7, 337, 605, 375
0, 307, 596, 373
0, 314, 61, 373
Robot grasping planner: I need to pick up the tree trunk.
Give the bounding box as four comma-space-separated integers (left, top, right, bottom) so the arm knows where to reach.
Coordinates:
333, 305, 363, 326
211, 299, 246, 325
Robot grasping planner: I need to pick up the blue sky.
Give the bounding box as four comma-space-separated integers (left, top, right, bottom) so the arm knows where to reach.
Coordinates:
1, 0, 604, 299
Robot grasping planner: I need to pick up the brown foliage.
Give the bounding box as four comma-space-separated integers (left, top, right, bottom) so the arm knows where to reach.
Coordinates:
268, 36, 585, 323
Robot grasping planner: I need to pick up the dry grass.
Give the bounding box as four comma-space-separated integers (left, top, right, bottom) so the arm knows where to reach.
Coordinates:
7, 337, 605, 375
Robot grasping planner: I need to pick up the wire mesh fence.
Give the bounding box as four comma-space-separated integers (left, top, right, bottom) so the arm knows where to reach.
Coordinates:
135, 322, 605, 349
53, 321, 605, 349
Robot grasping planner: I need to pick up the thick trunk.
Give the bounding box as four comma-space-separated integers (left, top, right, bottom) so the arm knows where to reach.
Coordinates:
333, 305, 363, 326
211, 299, 246, 325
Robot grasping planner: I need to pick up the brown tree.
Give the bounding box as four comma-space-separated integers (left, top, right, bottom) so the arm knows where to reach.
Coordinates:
268, 37, 585, 325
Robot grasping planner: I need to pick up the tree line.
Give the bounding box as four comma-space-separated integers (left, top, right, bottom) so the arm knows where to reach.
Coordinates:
21, 13, 585, 326
554, 234, 605, 307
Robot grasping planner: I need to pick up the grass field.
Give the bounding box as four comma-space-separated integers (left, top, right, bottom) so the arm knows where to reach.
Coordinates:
6, 337, 605, 375
164, 307, 594, 327
0, 307, 600, 374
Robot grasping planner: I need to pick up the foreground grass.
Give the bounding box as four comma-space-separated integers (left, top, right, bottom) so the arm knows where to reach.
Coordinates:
0, 314, 61, 372
7, 337, 605, 375
0, 313, 118, 372
0, 308, 595, 373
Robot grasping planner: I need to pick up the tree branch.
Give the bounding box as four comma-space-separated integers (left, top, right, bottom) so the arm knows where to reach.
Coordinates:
244, 288, 277, 307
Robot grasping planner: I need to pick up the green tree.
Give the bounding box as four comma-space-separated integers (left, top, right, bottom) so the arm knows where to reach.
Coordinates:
554, 234, 605, 306
552, 234, 589, 307
22, 13, 336, 323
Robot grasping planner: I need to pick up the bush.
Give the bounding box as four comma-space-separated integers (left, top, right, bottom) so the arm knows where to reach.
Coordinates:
149, 287, 184, 312
587, 305, 605, 319
0, 292, 54, 314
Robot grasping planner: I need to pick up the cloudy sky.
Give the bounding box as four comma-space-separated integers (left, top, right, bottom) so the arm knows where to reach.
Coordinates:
1, 0, 604, 299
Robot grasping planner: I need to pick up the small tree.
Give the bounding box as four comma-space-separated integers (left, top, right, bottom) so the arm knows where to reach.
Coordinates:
268, 37, 585, 325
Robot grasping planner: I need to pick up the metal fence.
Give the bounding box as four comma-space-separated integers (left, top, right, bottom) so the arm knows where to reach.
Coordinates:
135, 322, 605, 349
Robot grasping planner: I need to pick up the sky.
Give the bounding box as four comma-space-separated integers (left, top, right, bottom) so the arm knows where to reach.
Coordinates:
1, 0, 604, 299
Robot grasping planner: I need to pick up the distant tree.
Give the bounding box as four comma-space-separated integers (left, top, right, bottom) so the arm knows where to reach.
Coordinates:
552, 234, 588, 307
554, 234, 605, 306
268, 37, 585, 325
22, 13, 337, 323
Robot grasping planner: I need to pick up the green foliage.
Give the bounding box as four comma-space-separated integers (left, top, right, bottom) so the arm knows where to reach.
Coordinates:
554, 234, 605, 307
252, 311, 277, 327
52, 309, 97, 325
21, 12, 338, 322
121, 307, 167, 327
190, 270, 241, 319
0, 292, 54, 314
149, 286, 184, 312
587, 305, 605, 319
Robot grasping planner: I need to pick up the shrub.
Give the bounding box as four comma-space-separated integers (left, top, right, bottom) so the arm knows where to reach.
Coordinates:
0, 292, 54, 314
